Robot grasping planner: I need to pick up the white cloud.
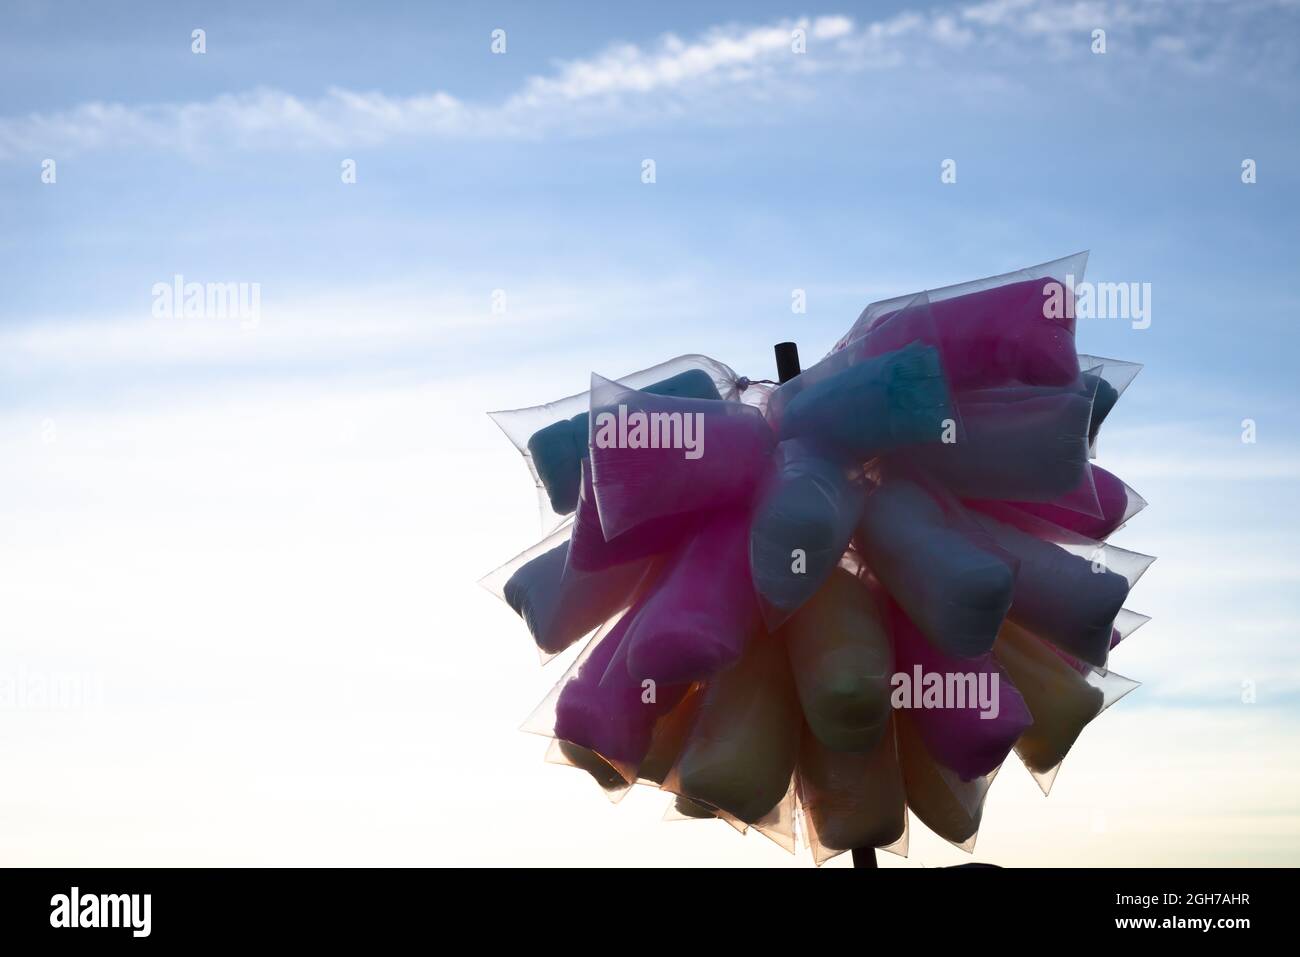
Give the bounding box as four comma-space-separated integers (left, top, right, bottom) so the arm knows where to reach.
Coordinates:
1, 1, 1292, 161
508, 18, 845, 104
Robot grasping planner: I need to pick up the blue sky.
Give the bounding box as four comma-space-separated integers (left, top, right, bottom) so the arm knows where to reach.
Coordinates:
1, 0, 1298, 865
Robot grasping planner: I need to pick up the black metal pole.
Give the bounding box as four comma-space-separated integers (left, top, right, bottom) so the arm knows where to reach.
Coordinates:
773, 340, 877, 870
850, 846, 878, 868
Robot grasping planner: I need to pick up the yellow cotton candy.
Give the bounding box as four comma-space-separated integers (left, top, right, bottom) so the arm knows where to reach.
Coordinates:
798, 718, 906, 852
639, 689, 701, 786
994, 620, 1104, 773
897, 711, 981, 845
675, 634, 801, 824
674, 796, 718, 819
558, 741, 627, 792
782, 568, 893, 753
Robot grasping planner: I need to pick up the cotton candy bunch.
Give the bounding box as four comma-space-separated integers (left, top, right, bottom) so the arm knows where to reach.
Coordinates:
484, 253, 1152, 863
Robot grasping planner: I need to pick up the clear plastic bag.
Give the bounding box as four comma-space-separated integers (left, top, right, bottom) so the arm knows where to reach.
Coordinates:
666, 777, 801, 854
588, 373, 775, 542
1023, 666, 1141, 796
748, 440, 866, 628
767, 293, 959, 462
886, 598, 1032, 782
547, 739, 634, 799
550, 605, 693, 772
966, 509, 1154, 668
521, 614, 631, 775
835, 251, 1088, 391
520, 605, 691, 787
488, 355, 741, 528
637, 687, 704, 786
967, 464, 1147, 542
1110, 607, 1152, 654
622, 508, 764, 684
900, 369, 1102, 510
781, 567, 893, 753
1078, 353, 1143, 453
480, 524, 658, 658
797, 717, 908, 863
897, 710, 997, 852
773, 341, 954, 462
856, 475, 1016, 659
566, 458, 696, 573
663, 632, 802, 826
994, 619, 1141, 794
993, 619, 1104, 775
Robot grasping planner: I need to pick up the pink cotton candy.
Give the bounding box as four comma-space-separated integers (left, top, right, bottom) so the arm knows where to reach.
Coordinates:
554, 610, 690, 767
588, 374, 775, 541
888, 602, 1032, 781
967, 465, 1138, 540
863, 277, 1079, 390
623, 509, 764, 685
567, 459, 695, 573
1005, 465, 1134, 539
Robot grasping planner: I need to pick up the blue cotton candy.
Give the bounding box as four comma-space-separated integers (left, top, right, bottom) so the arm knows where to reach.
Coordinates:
503, 541, 652, 655
972, 513, 1130, 668
748, 440, 864, 627
1085, 371, 1119, 443
857, 478, 1014, 659
528, 369, 722, 515
902, 376, 1096, 504
777, 342, 952, 461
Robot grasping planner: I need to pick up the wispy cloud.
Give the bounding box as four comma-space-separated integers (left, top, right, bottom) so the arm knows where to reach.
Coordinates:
507, 16, 853, 104
1, 1, 1293, 161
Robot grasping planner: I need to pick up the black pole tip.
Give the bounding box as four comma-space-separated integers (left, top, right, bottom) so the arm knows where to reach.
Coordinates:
774, 341, 801, 384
